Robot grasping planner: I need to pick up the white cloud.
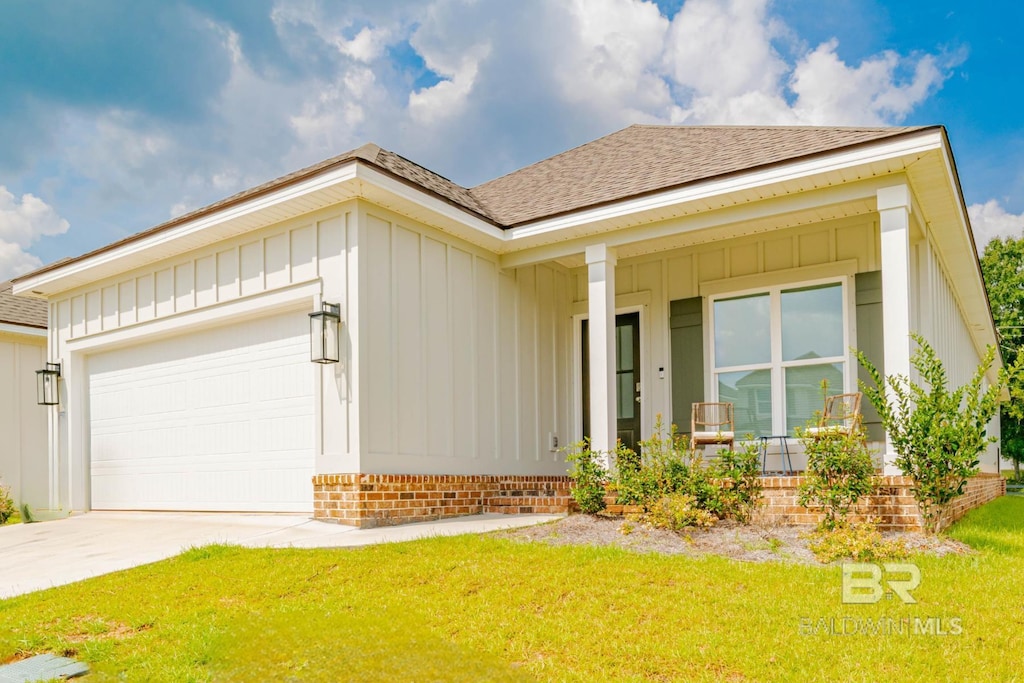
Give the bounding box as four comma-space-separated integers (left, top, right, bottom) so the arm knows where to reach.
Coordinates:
0, 186, 69, 279
665, 0, 787, 98
969, 200, 1024, 250
791, 42, 952, 125
408, 45, 489, 125
5, 0, 967, 269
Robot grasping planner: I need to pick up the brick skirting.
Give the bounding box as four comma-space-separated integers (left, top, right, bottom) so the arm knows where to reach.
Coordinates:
754, 473, 1006, 531
312, 474, 572, 527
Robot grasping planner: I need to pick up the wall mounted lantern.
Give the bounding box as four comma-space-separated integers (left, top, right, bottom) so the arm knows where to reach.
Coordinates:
309, 302, 341, 364
36, 362, 61, 406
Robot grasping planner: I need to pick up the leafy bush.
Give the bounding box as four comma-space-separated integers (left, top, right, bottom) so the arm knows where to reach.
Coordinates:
797, 405, 877, 530
643, 493, 716, 531
565, 439, 609, 513
612, 416, 763, 524
856, 333, 1001, 533
616, 418, 696, 505
613, 443, 660, 505
805, 520, 908, 563
708, 442, 763, 523
0, 483, 14, 525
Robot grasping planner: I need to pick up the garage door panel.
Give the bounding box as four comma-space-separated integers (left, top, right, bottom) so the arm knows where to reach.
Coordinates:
89, 311, 314, 512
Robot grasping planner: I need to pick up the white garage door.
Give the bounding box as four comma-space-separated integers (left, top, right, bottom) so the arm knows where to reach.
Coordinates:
89, 310, 315, 512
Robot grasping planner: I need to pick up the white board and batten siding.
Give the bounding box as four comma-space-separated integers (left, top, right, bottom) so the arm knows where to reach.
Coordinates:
911, 236, 1001, 472
360, 207, 572, 476
49, 206, 358, 512
0, 332, 48, 508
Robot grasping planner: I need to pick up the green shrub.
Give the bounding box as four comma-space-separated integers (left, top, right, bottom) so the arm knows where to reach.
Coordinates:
0, 483, 14, 525
612, 416, 763, 524
644, 493, 716, 531
798, 418, 876, 531
565, 439, 609, 513
805, 520, 908, 563
613, 443, 659, 505
856, 333, 1001, 533
707, 442, 763, 523
616, 417, 696, 505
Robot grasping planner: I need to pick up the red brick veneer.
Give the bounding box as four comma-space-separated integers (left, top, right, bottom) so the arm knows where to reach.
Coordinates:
754, 473, 1006, 531
312, 474, 572, 528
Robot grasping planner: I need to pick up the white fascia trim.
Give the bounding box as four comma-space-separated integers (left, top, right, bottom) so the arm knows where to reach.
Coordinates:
354, 166, 506, 244
0, 322, 47, 337
506, 130, 944, 242
14, 163, 362, 296
15, 161, 507, 297
65, 279, 321, 353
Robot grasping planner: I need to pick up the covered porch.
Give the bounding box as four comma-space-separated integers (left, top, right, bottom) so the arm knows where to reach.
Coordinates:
506, 178, 999, 476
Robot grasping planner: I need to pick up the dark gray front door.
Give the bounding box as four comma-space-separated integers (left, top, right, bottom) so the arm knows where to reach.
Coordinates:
582, 312, 642, 453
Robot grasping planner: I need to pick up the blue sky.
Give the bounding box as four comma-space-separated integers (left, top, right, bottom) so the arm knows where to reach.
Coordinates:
1, 0, 1023, 280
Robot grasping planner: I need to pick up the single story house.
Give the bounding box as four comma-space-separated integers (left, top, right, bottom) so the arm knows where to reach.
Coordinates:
11, 124, 1002, 526
0, 280, 48, 509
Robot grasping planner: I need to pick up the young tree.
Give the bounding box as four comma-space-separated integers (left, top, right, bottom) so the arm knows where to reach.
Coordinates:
980, 236, 1024, 478
856, 335, 1001, 534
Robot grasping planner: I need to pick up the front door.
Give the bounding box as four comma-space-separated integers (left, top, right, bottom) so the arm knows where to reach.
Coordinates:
582, 312, 642, 453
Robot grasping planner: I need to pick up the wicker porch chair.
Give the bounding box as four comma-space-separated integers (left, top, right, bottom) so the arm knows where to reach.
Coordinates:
691, 402, 735, 450
805, 392, 863, 439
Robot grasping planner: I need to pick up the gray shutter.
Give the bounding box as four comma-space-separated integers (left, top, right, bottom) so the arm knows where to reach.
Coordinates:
855, 271, 885, 442
670, 297, 704, 436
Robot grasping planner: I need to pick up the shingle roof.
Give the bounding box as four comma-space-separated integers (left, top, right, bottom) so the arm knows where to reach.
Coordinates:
14, 124, 936, 285
469, 124, 931, 226
0, 280, 47, 329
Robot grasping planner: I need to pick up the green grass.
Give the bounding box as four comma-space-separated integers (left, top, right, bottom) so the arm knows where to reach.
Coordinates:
1, 512, 21, 526
2, 499, 1024, 682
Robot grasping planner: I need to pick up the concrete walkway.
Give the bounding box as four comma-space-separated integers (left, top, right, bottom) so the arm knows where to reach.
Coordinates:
0, 511, 563, 599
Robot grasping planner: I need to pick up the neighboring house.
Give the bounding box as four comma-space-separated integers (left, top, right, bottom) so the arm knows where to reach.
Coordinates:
0, 280, 48, 509
11, 125, 1002, 525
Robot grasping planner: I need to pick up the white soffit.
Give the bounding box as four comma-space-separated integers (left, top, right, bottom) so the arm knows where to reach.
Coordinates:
907, 143, 1000, 367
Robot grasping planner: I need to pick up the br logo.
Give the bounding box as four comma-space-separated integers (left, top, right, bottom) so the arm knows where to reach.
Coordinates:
842, 563, 921, 604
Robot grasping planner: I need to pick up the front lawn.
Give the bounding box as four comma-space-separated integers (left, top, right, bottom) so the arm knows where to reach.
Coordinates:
2, 498, 1023, 682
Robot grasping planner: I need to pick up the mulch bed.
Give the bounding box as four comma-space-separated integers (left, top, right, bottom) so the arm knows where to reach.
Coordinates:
498, 513, 973, 565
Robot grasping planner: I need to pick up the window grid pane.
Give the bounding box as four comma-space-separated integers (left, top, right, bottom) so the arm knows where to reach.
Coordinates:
717, 369, 772, 437
714, 294, 770, 368
781, 283, 844, 362
785, 363, 844, 435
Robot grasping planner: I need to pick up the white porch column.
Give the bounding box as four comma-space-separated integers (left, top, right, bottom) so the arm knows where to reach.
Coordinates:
585, 244, 617, 464
878, 184, 912, 475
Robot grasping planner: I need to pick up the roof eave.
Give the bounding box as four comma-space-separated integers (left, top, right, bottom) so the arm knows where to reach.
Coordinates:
0, 321, 47, 337
503, 127, 947, 245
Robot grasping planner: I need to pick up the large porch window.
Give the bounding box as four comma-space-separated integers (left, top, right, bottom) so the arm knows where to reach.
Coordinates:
711, 280, 848, 437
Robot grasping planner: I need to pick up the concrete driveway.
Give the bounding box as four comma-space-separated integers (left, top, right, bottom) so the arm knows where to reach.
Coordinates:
0, 511, 561, 599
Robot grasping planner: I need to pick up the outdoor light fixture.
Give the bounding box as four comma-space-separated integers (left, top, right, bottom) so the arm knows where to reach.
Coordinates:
36, 362, 61, 406
309, 302, 341, 364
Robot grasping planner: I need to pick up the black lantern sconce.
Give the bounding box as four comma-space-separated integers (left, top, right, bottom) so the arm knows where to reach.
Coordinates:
36, 362, 61, 406
309, 302, 341, 364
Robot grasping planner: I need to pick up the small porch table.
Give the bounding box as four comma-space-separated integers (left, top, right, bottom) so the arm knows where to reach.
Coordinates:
757, 435, 795, 476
